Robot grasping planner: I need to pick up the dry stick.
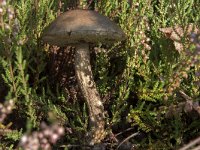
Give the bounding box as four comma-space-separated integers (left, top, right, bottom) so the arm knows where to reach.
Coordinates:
61, 144, 92, 149
192, 145, 200, 150
115, 127, 135, 137
57, 0, 62, 16
116, 132, 140, 150
86, 0, 95, 10
178, 90, 192, 101
179, 137, 200, 150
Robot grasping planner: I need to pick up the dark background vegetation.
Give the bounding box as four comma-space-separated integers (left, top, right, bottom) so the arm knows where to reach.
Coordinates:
0, 0, 200, 149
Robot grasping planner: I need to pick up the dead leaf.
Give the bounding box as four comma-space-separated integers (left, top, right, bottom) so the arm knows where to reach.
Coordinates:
159, 24, 199, 52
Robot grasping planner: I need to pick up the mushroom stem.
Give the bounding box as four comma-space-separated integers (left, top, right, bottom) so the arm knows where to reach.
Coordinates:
74, 43, 105, 145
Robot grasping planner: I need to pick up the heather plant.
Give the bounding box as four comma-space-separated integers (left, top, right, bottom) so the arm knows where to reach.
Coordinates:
0, 99, 14, 123
19, 122, 65, 150
0, 0, 200, 149
96, 0, 200, 149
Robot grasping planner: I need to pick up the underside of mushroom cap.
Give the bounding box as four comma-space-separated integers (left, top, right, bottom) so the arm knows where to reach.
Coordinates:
42, 9, 126, 46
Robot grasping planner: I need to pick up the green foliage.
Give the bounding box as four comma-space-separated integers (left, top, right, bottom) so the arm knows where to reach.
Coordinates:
0, 0, 200, 149
4, 129, 23, 141
97, 0, 200, 149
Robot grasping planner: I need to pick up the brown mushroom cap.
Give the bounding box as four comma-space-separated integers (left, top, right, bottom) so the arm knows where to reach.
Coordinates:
42, 9, 126, 46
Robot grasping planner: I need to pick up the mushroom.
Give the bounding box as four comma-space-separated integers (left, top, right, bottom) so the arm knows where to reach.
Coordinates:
42, 9, 126, 145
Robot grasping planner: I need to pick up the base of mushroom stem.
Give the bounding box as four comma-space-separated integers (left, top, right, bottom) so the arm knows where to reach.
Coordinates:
86, 126, 106, 145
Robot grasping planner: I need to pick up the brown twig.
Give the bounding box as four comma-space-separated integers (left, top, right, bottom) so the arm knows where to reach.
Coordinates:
179, 137, 200, 150
116, 132, 139, 150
